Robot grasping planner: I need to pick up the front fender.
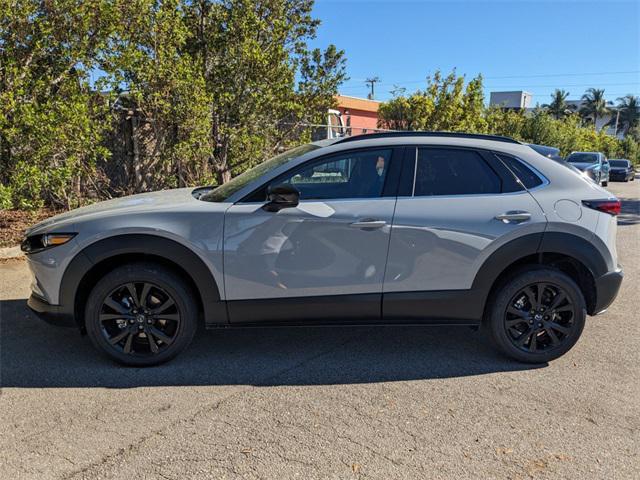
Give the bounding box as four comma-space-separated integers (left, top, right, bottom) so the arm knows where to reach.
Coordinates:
59, 234, 228, 326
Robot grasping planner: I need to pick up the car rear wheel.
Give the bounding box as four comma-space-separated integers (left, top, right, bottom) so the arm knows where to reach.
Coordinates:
602, 180, 608, 187
486, 268, 586, 363
85, 262, 198, 366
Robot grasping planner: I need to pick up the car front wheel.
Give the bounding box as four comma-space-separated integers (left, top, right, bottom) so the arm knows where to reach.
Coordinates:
486, 268, 586, 363
85, 262, 198, 366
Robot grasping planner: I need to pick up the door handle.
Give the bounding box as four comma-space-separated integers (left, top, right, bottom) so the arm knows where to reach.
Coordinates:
495, 211, 531, 223
349, 219, 387, 229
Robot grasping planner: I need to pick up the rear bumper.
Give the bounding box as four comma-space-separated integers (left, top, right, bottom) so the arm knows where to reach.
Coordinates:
27, 293, 76, 327
592, 267, 623, 315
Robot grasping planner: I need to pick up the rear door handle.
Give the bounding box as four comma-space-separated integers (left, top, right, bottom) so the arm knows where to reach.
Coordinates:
495, 211, 531, 223
349, 219, 387, 229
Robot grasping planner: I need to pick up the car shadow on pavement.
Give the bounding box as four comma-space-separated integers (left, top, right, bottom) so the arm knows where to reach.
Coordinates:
1, 299, 542, 389
617, 197, 640, 226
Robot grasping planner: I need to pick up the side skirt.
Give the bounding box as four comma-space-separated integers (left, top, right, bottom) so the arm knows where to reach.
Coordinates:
210, 291, 483, 328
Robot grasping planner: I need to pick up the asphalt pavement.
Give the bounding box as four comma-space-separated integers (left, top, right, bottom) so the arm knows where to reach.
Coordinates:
1, 178, 638, 479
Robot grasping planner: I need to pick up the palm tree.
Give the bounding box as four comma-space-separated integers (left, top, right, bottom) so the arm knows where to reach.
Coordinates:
580, 88, 612, 130
543, 89, 571, 119
612, 94, 640, 135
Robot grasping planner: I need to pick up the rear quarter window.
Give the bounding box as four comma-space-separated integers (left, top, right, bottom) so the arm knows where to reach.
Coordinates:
494, 153, 544, 189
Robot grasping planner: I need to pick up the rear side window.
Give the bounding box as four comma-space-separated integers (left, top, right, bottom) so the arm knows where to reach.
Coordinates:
495, 153, 544, 189
414, 148, 501, 196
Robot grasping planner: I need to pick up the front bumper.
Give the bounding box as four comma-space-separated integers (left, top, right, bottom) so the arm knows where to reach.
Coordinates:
27, 293, 76, 327
592, 267, 623, 315
610, 172, 632, 181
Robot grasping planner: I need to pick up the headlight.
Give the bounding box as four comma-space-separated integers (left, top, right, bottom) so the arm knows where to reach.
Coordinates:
21, 233, 77, 254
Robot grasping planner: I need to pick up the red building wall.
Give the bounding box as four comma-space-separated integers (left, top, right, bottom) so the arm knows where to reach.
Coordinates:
336, 95, 382, 135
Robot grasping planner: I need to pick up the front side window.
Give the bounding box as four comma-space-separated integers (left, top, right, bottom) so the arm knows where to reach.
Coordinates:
262, 149, 393, 201
201, 143, 320, 202
414, 148, 501, 196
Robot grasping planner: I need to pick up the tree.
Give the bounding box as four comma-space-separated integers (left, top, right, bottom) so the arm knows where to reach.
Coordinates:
377, 70, 485, 132
543, 89, 572, 119
580, 88, 611, 130
0, 0, 117, 208
184, 0, 346, 184
610, 94, 640, 135
103, 0, 213, 193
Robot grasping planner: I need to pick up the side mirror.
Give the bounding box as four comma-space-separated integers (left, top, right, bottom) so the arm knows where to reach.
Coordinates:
263, 184, 300, 212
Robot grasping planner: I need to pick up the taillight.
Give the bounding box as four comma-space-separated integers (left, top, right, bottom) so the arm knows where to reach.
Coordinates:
582, 199, 621, 216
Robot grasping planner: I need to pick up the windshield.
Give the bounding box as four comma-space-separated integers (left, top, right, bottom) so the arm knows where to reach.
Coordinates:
566, 153, 598, 164
610, 160, 629, 167
201, 144, 321, 202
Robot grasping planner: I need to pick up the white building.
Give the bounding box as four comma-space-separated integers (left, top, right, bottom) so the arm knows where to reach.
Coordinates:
489, 91, 533, 110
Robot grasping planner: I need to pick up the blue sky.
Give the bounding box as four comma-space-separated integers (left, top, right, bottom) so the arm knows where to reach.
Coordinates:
310, 0, 640, 104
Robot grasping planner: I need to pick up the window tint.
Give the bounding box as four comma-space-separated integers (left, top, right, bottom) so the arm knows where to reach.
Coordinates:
610, 160, 630, 167
495, 154, 544, 189
271, 149, 392, 200
566, 152, 599, 164
414, 148, 501, 196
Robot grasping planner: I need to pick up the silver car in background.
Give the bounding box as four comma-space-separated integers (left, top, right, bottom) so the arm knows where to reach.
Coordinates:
22, 132, 623, 366
565, 151, 611, 186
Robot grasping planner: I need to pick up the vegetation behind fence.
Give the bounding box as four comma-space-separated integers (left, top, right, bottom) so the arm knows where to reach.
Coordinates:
1, 2, 638, 212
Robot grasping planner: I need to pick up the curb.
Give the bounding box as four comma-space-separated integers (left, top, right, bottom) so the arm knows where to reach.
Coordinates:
0, 246, 24, 261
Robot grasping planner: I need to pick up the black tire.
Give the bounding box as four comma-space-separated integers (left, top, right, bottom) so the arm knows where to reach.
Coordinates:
486, 267, 586, 363
85, 262, 198, 366
602, 180, 608, 187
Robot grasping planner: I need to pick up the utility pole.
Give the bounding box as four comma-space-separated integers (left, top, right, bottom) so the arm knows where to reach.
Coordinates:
365, 77, 380, 100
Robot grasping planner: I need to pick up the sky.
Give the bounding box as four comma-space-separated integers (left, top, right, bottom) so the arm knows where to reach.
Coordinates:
310, 0, 640, 104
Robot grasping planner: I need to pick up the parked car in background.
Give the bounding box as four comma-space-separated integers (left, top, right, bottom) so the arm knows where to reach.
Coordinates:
608, 159, 635, 182
22, 132, 623, 366
565, 152, 610, 186
527, 144, 564, 163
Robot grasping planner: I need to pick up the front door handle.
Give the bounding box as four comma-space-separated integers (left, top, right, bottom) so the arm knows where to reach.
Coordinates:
495, 211, 531, 223
349, 219, 387, 229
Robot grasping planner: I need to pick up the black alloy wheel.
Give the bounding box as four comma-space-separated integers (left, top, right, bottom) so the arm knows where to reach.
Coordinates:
99, 282, 181, 356
85, 263, 198, 366
504, 282, 574, 354
487, 267, 586, 363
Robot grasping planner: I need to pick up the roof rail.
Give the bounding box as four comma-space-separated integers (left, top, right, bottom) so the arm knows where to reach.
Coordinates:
334, 131, 521, 145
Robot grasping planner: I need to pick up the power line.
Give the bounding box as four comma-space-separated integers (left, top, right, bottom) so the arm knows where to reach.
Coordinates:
339, 70, 640, 89
365, 76, 381, 100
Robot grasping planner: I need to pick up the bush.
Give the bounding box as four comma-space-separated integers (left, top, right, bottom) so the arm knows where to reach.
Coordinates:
0, 184, 12, 210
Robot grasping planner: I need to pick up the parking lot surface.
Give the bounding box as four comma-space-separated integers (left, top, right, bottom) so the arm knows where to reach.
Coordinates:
1, 179, 639, 479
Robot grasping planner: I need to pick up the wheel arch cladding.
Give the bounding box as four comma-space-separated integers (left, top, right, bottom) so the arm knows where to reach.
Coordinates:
59, 234, 227, 329
474, 232, 608, 318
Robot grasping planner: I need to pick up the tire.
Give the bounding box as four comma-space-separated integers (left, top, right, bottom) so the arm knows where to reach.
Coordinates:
602, 180, 608, 187
485, 267, 586, 364
85, 262, 198, 366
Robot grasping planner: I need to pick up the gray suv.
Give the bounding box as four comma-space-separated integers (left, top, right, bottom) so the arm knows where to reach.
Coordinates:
22, 132, 623, 366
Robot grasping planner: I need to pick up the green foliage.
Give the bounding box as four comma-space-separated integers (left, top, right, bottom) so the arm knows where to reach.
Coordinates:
0, 184, 12, 210
580, 88, 612, 129
184, 0, 345, 183
378, 71, 486, 132
378, 70, 640, 166
0, 0, 116, 209
1, 0, 345, 208
542, 89, 572, 119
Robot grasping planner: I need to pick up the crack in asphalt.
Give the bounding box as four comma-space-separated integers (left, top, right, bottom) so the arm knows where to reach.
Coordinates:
60, 332, 365, 479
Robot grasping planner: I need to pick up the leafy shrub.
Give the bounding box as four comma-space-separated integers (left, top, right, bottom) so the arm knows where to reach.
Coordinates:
0, 184, 12, 210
